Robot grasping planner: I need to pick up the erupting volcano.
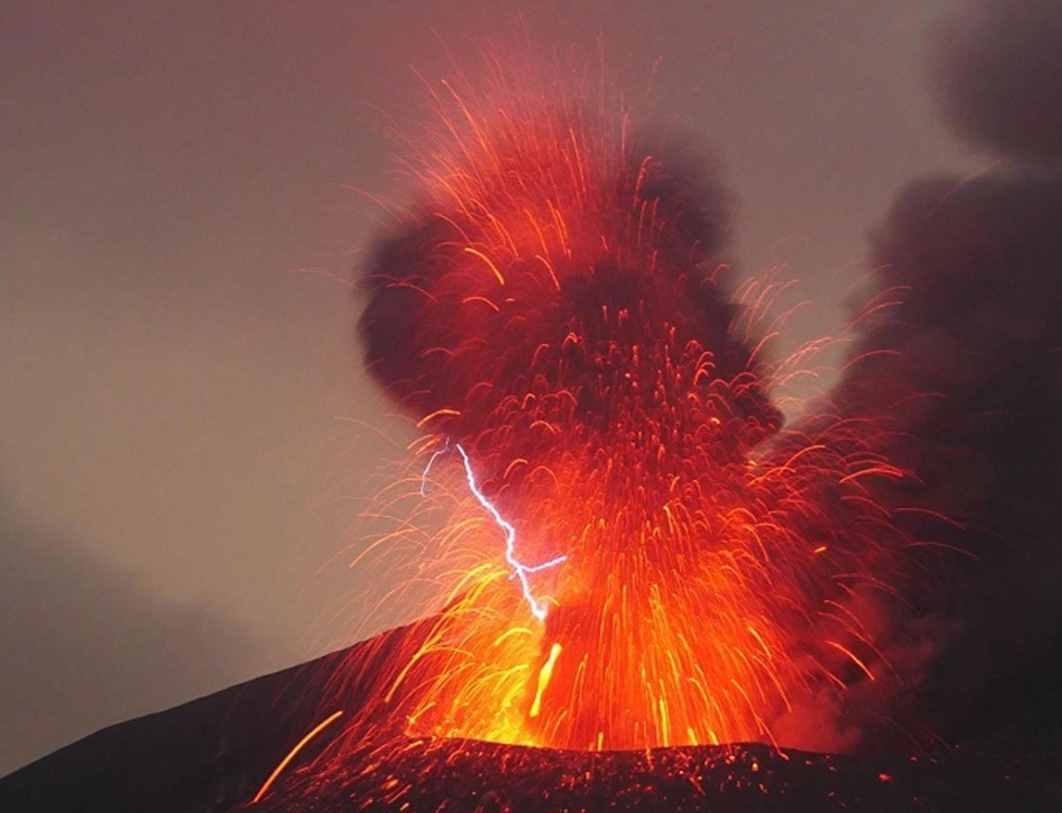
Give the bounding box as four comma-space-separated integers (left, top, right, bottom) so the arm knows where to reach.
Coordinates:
301, 55, 919, 776
8, 2, 1062, 809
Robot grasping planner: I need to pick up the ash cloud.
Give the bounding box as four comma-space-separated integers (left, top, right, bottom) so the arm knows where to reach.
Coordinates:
832, 0, 1062, 748
928, 0, 1062, 163
358, 124, 776, 440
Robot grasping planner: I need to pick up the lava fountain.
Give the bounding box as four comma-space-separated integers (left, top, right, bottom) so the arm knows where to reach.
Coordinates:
326, 56, 911, 767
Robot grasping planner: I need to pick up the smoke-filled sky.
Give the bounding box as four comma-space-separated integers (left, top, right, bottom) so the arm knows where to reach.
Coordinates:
0, 0, 1002, 774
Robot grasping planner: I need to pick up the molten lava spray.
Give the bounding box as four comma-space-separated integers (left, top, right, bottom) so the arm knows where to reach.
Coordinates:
343, 56, 910, 757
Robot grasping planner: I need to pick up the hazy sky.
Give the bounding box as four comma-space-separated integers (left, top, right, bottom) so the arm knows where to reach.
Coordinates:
1, 0, 980, 774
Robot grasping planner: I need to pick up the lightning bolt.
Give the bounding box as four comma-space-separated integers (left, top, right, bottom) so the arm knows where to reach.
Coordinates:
421, 441, 566, 621
419, 442, 450, 496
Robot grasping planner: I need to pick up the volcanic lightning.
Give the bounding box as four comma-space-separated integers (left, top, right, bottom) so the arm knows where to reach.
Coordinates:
423, 441, 567, 621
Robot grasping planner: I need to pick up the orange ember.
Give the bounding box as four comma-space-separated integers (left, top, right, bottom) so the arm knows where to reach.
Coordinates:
345, 57, 909, 756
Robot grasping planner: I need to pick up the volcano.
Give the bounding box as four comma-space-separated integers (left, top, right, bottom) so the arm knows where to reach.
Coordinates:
9, 24, 1062, 812
2, 619, 1057, 812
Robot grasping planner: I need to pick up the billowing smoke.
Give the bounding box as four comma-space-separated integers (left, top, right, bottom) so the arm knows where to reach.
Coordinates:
928, 0, 1062, 163
832, 0, 1062, 748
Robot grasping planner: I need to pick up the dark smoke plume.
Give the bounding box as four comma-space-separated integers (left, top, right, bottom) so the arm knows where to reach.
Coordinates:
928, 0, 1062, 163
834, 0, 1062, 747
834, 172, 1062, 745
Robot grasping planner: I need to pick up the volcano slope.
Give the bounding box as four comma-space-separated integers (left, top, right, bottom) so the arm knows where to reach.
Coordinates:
1, 615, 1058, 812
